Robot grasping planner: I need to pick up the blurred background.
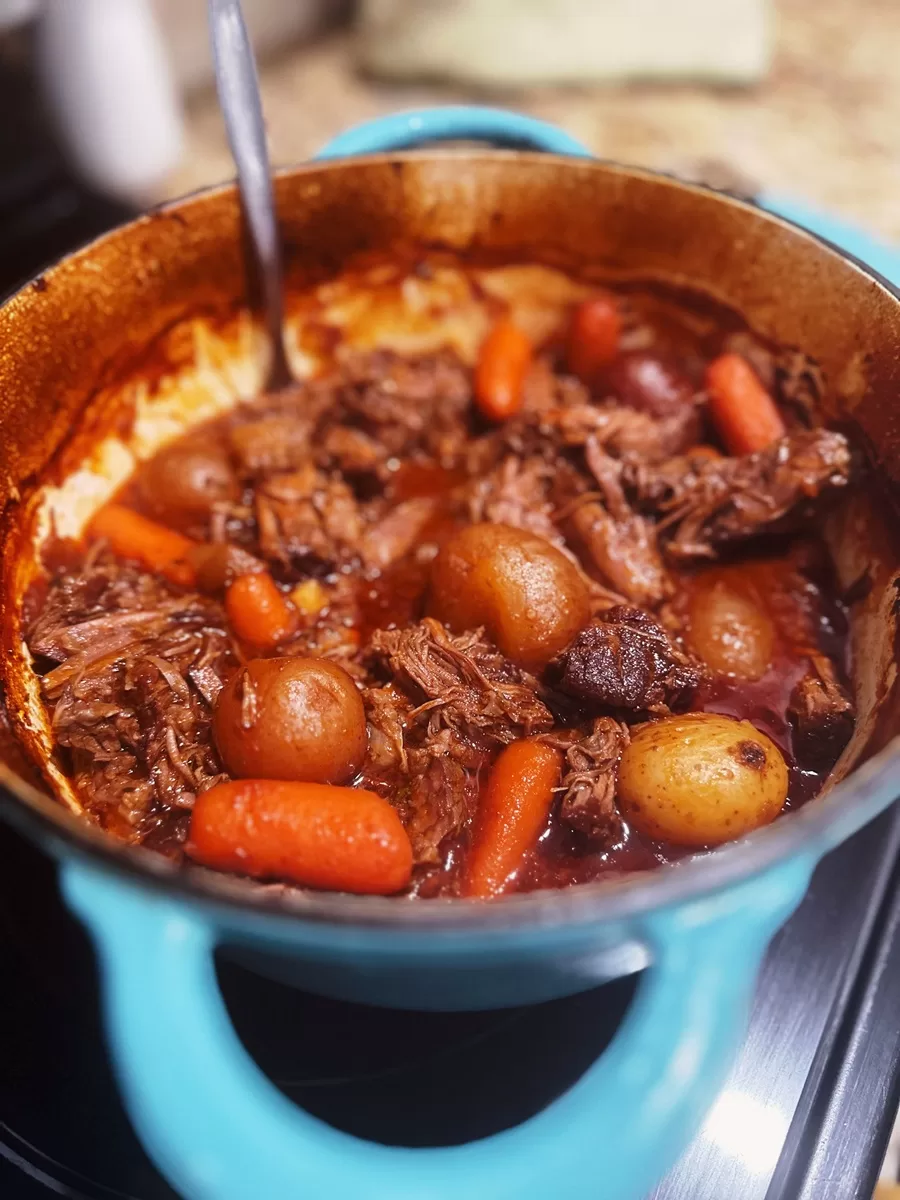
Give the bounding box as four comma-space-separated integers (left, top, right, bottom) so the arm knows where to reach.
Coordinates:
0, 0, 897, 239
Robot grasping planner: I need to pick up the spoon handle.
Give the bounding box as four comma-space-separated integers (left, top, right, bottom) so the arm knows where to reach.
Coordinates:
208, 0, 291, 387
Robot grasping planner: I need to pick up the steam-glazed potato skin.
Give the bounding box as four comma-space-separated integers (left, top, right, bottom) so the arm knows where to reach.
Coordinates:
618, 712, 789, 846
213, 657, 367, 785
428, 522, 590, 671
137, 437, 239, 523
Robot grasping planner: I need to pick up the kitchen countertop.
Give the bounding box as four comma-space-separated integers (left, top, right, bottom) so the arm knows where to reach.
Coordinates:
162, 0, 900, 242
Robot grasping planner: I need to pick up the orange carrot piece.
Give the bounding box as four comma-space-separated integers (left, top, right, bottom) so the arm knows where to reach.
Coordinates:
89, 504, 197, 587
186, 779, 413, 894
225, 571, 298, 649
567, 294, 622, 383
474, 318, 533, 422
464, 740, 563, 899
706, 352, 787, 456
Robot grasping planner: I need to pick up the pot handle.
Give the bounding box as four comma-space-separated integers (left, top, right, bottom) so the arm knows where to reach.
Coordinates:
314, 106, 591, 159
62, 857, 811, 1200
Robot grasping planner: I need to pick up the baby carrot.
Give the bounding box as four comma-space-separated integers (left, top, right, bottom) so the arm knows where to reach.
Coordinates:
186, 779, 413, 894
89, 504, 197, 587
464, 740, 563, 899
474, 317, 533, 422
567, 293, 622, 383
706, 352, 787, 456
225, 571, 298, 649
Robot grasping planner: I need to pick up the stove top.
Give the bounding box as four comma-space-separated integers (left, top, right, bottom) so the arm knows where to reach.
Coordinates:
2, 54, 900, 1200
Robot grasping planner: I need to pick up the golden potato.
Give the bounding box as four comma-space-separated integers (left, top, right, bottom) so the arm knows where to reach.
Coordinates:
618, 712, 788, 847
687, 571, 775, 680
428, 522, 590, 670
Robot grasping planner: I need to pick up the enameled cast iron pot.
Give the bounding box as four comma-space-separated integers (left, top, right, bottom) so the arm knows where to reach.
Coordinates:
3, 108, 900, 1200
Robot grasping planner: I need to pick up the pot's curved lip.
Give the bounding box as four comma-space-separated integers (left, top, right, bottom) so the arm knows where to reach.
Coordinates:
2, 149, 900, 934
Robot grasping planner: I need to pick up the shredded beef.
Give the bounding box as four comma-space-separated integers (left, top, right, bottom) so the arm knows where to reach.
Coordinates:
538, 400, 700, 462
789, 653, 855, 764
30, 553, 232, 836
255, 463, 363, 574
333, 350, 472, 467
368, 618, 553, 745
467, 455, 560, 544
551, 606, 704, 714
361, 683, 485, 868
626, 430, 851, 561
544, 718, 629, 847
557, 440, 671, 607
320, 425, 385, 475
230, 414, 313, 475
358, 496, 438, 570
402, 756, 479, 867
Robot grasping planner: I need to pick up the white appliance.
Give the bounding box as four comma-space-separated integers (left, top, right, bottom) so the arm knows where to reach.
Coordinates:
1, 1, 329, 202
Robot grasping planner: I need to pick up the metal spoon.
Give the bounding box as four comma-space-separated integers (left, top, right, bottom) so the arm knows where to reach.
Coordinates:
208, 0, 291, 388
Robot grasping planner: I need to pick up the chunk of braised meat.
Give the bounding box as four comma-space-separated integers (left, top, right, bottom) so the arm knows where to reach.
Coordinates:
31, 554, 233, 836
539, 399, 700, 461
558, 440, 671, 607
402, 756, 480, 868
30, 544, 190, 662
467, 455, 560, 545
551, 606, 704, 714
368, 618, 553, 746
789, 652, 855, 764
334, 350, 472, 467
519, 357, 592, 416
230, 414, 314, 476
543, 718, 630, 847
625, 430, 851, 561
358, 496, 439, 570
361, 684, 486, 869
255, 462, 363, 574
320, 425, 385, 475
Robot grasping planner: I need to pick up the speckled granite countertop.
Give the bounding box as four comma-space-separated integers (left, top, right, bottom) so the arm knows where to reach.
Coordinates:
163, 0, 900, 242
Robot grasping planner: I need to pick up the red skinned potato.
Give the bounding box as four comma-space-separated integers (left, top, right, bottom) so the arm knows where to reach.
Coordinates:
604, 351, 694, 419
429, 523, 590, 670
137, 437, 239, 523
214, 657, 367, 785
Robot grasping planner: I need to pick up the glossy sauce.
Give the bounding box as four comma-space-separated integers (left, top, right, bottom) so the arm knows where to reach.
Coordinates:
518, 544, 850, 893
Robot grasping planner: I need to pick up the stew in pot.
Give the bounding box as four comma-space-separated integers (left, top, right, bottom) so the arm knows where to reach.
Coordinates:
23, 265, 856, 898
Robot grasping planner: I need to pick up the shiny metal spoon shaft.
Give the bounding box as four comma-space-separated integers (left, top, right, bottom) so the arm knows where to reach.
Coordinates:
208, 0, 290, 386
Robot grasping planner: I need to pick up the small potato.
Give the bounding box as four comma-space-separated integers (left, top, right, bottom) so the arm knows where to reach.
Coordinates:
604, 352, 694, 419
428, 523, 590, 670
618, 712, 788, 847
213, 657, 367, 785
138, 437, 239, 523
687, 571, 775, 680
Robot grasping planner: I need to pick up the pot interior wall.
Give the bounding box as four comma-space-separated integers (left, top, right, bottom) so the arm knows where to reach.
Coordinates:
0, 152, 898, 858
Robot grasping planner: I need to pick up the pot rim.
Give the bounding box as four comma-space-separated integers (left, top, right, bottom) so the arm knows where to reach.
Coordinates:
2, 149, 899, 934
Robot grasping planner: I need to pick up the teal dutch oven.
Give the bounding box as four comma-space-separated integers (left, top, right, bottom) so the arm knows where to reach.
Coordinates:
2, 108, 900, 1200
